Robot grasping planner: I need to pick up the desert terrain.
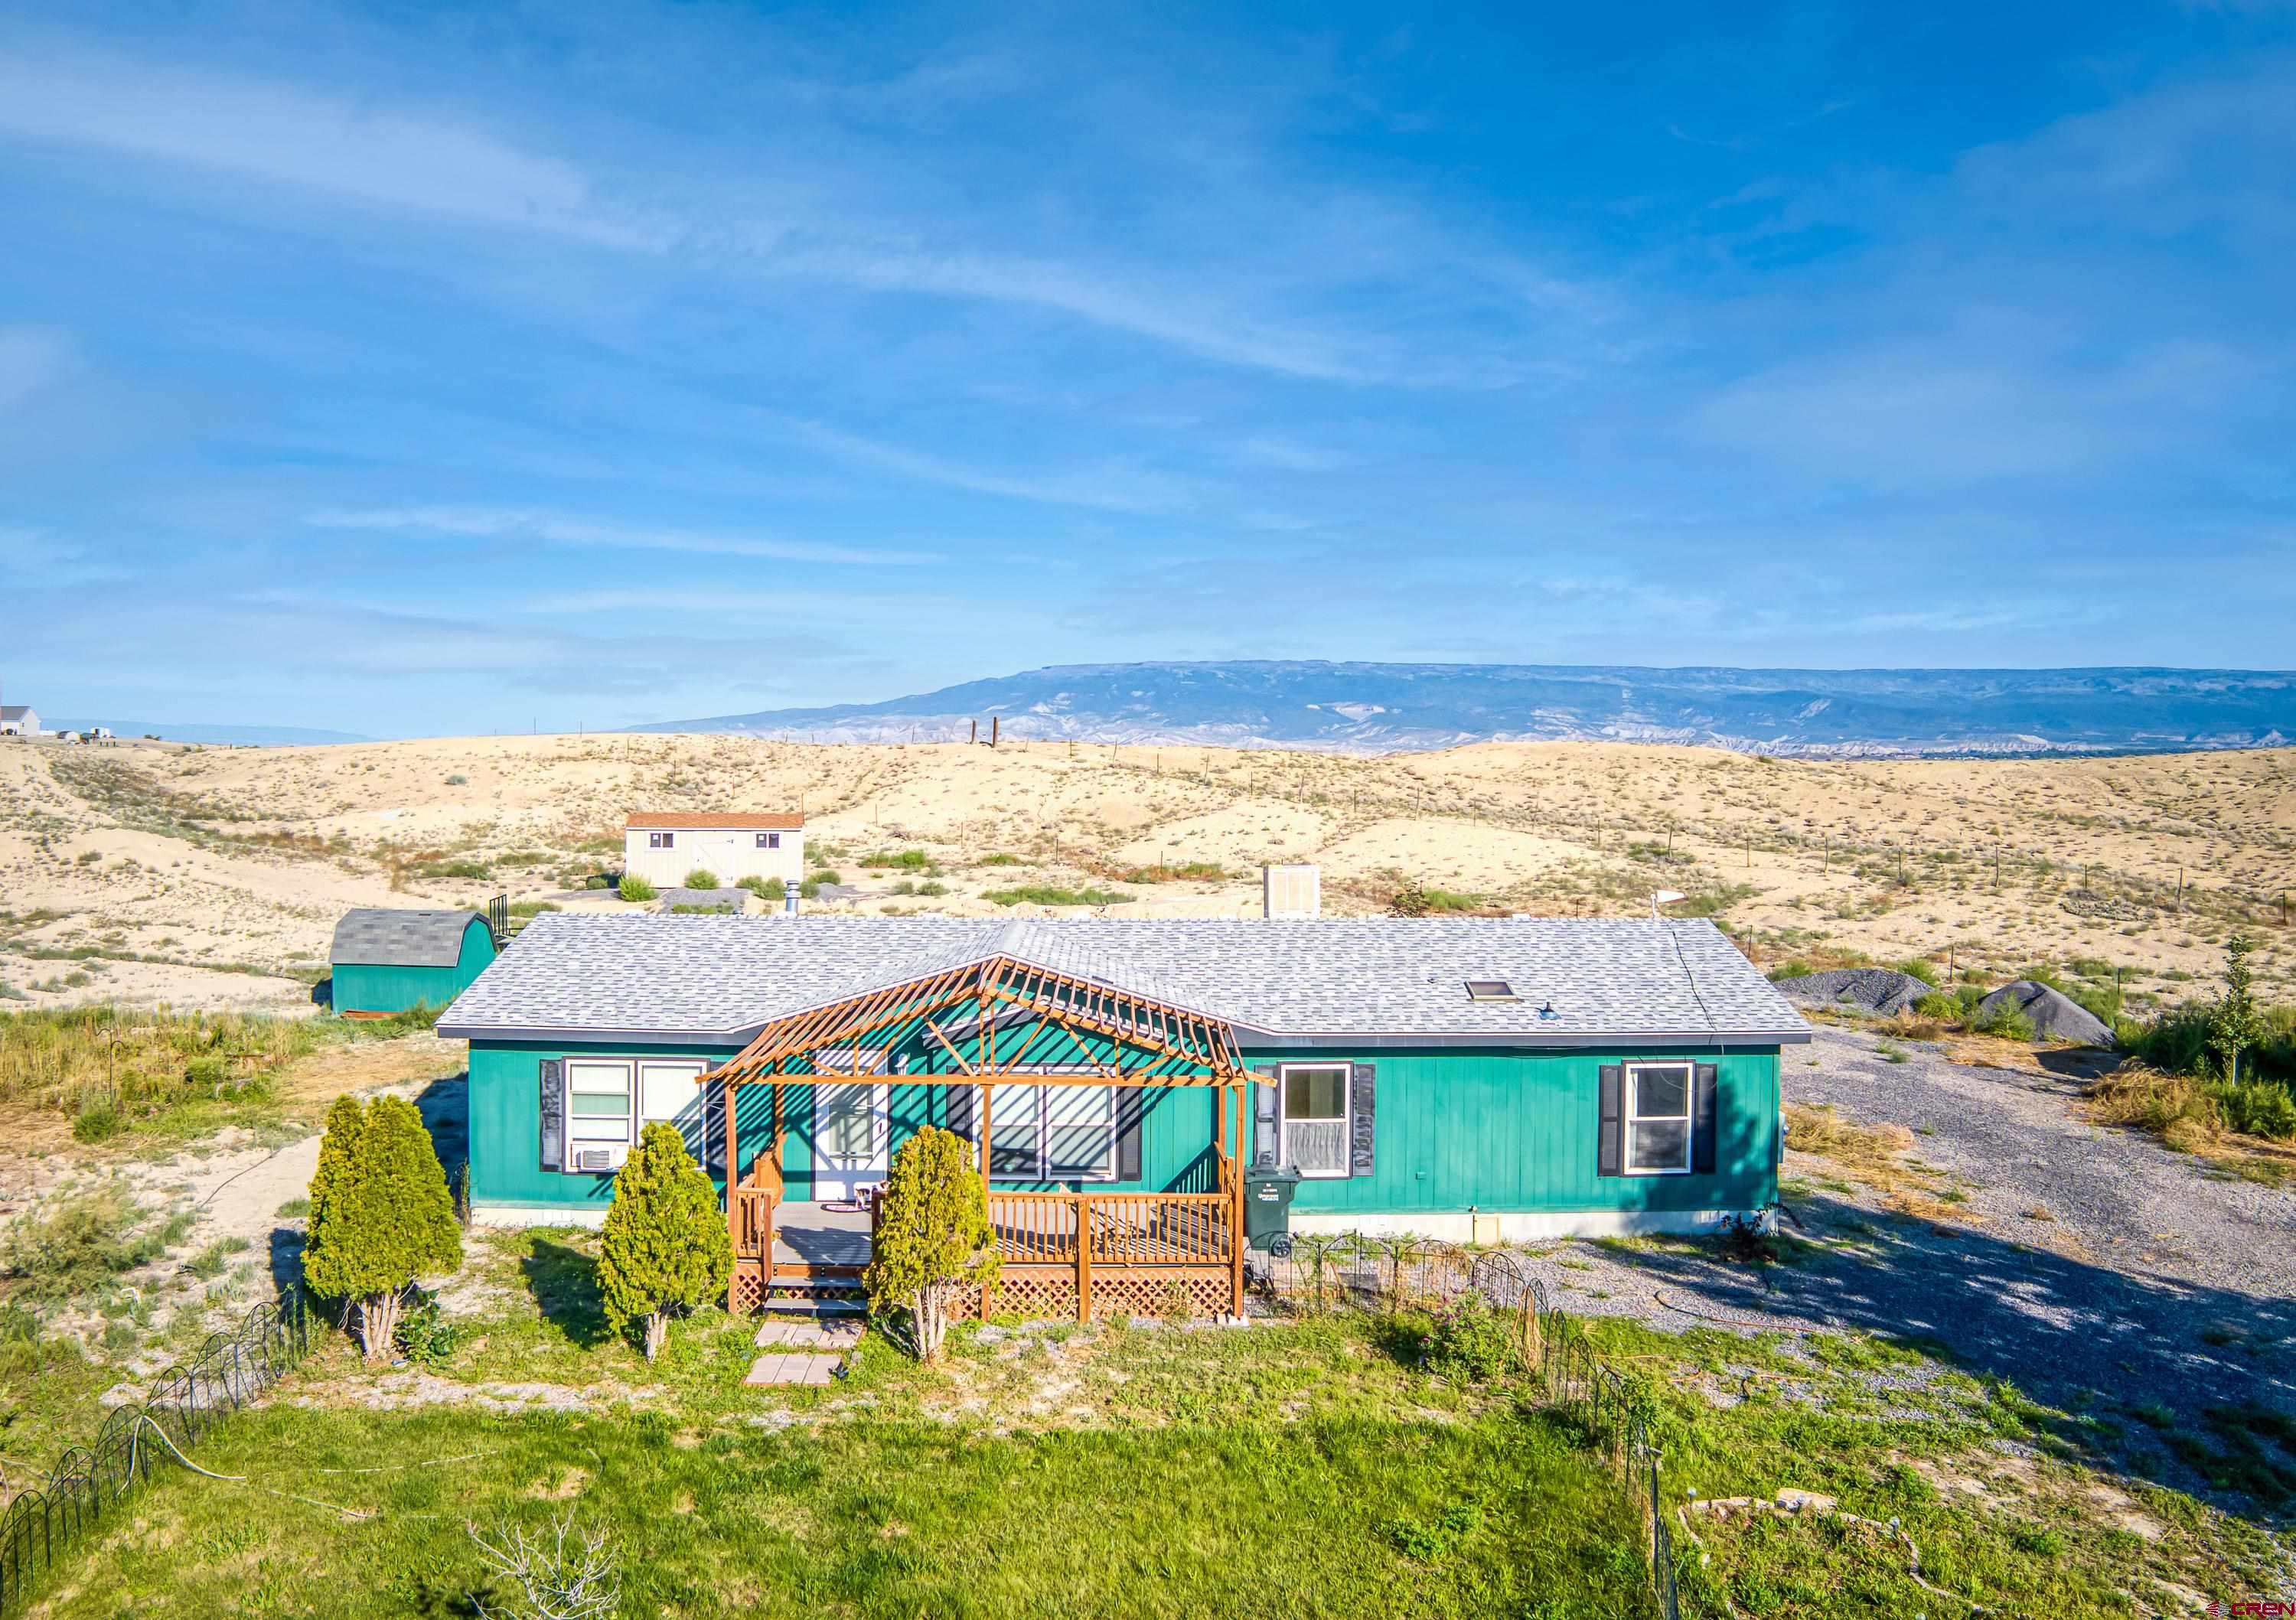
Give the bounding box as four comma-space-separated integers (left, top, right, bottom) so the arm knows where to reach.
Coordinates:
2, 732, 2291, 1014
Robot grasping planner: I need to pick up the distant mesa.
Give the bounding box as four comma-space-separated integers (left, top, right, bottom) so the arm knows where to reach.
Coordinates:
632, 660, 2296, 759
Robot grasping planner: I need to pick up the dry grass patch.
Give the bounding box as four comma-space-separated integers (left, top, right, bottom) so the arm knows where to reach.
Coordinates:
1785, 1103, 1978, 1225
2087, 1065, 2296, 1187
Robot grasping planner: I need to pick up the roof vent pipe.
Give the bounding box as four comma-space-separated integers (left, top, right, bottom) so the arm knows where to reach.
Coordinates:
784, 885, 800, 917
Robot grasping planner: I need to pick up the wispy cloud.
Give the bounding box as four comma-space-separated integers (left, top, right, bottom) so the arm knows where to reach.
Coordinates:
303, 507, 936, 566
0, 325, 77, 413
774, 418, 1205, 513
0, 44, 666, 248
0, 523, 126, 585
0, 39, 1607, 389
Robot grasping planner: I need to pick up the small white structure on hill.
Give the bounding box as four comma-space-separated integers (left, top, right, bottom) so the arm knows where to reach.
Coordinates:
623, 812, 804, 888
0, 706, 39, 737
1263, 862, 1322, 918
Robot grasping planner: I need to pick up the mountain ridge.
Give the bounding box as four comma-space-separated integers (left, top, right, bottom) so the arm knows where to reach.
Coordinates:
635, 661, 2296, 758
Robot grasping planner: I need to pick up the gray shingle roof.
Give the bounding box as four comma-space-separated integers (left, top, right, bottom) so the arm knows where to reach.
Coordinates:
331, 909, 488, 969
439, 914, 1808, 1048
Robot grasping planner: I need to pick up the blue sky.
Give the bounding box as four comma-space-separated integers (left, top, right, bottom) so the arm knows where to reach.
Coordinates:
2, 2, 2291, 735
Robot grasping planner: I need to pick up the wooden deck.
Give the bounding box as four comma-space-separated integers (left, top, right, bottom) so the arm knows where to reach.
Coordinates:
729, 1162, 1244, 1319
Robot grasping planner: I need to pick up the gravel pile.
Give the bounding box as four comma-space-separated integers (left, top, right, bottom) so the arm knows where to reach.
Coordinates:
657, 887, 751, 914
1977, 979, 2114, 1045
1769, 967, 1936, 1017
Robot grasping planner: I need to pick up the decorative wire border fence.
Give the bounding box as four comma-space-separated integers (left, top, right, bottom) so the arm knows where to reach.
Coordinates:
1261, 1234, 1681, 1620
0, 1289, 311, 1616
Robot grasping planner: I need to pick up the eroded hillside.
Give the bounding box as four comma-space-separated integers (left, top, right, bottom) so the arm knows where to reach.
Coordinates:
2, 733, 2290, 1013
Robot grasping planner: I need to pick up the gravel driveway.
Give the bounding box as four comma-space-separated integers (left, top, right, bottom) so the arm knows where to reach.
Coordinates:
1518, 1025, 2296, 1501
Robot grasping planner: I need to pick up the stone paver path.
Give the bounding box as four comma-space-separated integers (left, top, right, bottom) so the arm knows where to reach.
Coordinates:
742, 1314, 861, 1385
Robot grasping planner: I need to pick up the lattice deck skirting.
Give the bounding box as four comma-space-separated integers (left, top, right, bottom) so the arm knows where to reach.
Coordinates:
735, 1261, 1234, 1320
964, 1265, 1234, 1322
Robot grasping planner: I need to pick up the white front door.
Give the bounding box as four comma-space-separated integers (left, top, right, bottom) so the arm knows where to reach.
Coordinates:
812, 1083, 889, 1201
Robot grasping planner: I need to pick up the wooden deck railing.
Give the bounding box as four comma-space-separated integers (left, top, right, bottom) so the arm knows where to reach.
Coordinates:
748, 1175, 1243, 1320
728, 1133, 787, 1308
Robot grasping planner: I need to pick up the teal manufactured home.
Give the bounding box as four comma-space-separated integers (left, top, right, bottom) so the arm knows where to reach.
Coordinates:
440, 914, 1808, 1314
330, 908, 497, 1015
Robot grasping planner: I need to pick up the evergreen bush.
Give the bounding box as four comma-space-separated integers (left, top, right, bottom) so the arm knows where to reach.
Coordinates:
598, 1122, 733, 1360
618, 874, 657, 903
683, 867, 719, 891
863, 1126, 998, 1361
302, 1095, 462, 1360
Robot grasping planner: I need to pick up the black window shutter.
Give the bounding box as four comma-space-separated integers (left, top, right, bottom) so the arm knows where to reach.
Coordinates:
947, 1082, 975, 1142
539, 1058, 564, 1172
1251, 1065, 1280, 1166
1116, 1090, 1144, 1183
703, 1077, 726, 1178
1348, 1063, 1376, 1178
1692, 1063, 1719, 1175
1597, 1064, 1623, 1178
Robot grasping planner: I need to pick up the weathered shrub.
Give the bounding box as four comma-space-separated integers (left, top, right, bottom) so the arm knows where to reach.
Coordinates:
1423, 1289, 1518, 1383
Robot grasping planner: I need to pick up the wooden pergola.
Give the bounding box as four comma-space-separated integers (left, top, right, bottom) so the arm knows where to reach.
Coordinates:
700, 950, 1261, 1320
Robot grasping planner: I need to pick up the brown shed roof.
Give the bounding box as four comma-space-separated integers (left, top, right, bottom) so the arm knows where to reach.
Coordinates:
625, 811, 804, 830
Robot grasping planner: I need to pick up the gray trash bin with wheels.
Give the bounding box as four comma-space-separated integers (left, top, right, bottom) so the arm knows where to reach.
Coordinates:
1242, 1162, 1303, 1257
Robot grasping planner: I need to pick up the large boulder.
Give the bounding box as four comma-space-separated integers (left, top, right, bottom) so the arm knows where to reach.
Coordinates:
1771, 968, 1937, 1018
1976, 980, 2114, 1046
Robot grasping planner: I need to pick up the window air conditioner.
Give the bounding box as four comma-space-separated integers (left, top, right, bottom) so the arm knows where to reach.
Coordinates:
570, 1143, 629, 1174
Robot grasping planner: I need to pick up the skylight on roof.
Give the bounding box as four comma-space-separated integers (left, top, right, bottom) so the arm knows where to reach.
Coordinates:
1464, 979, 1517, 1002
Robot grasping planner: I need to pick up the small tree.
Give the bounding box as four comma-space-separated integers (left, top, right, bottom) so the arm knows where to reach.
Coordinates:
863, 1126, 998, 1361
306, 1094, 364, 1240
302, 1095, 463, 1360
598, 1122, 733, 1360
2210, 933, 2266, 1088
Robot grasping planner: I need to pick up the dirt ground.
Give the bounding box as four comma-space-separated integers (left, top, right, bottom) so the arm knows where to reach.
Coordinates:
3, 732, 2291, 1014
0, 1032, 467, 1379
1521, 1024, 2296, 1505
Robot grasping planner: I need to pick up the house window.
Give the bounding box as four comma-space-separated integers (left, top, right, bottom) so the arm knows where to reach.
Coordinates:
648, 831, 674, 849
757, 832, 780, 849
1280, 1063, 1351, 1178
638, 1058, 707, 1156
1624, 1062, 1693, 1175
987, 1084, 1116, 1182
566, 1059, 635, 1146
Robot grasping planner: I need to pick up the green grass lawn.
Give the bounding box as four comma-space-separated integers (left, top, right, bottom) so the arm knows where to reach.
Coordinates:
17, 1228, 2291, 1618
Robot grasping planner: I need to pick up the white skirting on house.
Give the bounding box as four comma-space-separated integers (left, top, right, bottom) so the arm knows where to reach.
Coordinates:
471, 1202, 612, 1229
475, 1202, 1769, 1241
1287, 1206, 1769, 1244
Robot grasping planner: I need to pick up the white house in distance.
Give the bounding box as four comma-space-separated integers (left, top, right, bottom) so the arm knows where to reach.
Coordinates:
0, 706, 40, 737
623, 812, 804, 888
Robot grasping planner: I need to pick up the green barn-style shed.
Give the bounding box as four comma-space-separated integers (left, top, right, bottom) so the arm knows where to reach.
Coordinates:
440, 914, 1808, 1318
330, 908, 497, 1015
